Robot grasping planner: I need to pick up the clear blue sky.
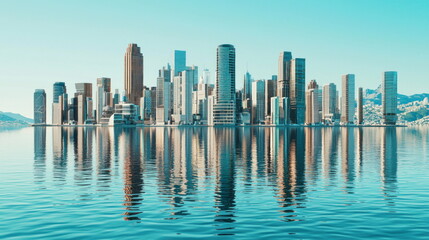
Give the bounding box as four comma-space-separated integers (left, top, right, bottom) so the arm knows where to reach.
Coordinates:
0, 0, 428, 117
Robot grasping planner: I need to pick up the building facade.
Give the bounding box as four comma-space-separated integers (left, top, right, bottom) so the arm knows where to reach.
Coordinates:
213, 44, 236, 125
341, 74, 355, 124
124, 43, 144, 105
382, 71, 398, 125
34, 89, 46, 124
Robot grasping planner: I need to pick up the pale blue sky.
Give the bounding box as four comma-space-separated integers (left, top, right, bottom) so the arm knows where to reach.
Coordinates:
0, 0, 428, 117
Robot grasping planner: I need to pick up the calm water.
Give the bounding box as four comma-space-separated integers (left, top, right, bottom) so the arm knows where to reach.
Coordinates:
1, 126, 429, 239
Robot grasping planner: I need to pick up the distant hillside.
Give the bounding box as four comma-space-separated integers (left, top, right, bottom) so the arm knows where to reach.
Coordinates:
0, 111, 33, 126
364, 85, 429, 105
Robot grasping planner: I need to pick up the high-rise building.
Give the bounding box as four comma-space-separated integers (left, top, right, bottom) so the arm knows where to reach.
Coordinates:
277, 51, 292, 98
382, 71, 398, 125
213, 44, 236, 125
53, 82, 66, 103
270, 96, 279, 125
243, 72, 252, 100
322, 83, 338, 124
113, 89, 120, 106
124, 43, 144, 105
357, 87, 363, 124
265, 79, 277, 119
181, 69, 195, 124
34, 89, 46, 124
52, 82, 67, 124
341, 74, 355, 124
305, 80, 320, 125
174, 50, 186, 76
252, 80, 265, 124
290, 58, 306, 124
201, 68, 210, 84
96, 77, 111, 123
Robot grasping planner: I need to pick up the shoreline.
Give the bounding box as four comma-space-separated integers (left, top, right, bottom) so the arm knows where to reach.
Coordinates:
31, 124, 408, 128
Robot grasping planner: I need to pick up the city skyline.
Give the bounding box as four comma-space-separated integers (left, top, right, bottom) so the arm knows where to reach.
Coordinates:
1, 0, 428, 117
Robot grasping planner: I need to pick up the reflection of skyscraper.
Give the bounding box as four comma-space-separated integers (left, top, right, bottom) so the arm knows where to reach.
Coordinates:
381, 127, 398, 203
124, 43, 144, 105
34, 127, 46, 184
341, 128, 355, 191
122, 128, 143, 221
213, 128, 236, 225
274, 128, 307, 221
52, 127, 68, 182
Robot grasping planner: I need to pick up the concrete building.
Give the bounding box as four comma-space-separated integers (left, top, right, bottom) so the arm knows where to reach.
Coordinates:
305, 80, 320, 125
207, 95, 215, 126
357, 87, 364, 124
290, 58, 306, 124
124, 43, 144, 105
252, 80, 265, 124
382, 71, 398, 125
109, 103, 139, 125
277, 51, 292, 98
341, 74, 355, 124
213, 44, 236, 125
34, 89, 46, 124
322, 83, 338, 124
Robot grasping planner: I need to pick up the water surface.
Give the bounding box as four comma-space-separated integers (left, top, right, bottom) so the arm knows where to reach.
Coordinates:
1, 126, 428, 239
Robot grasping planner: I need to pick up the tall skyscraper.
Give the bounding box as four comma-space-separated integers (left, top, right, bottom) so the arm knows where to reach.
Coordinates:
174, 50, 186, 76
357, 87, 363, 124
213, 44, 236, 125
305, 80, 320, 125
252, 80, 265, 124
124, 43, 144, 105
53, 82, 66, 103
341, 74, 355, 124
277, 51, 292, 98
322, 83, 338, 123
243, 72, 252, 100
96, 77, 111, 123
265, 79, 277, 118
382, 71, 398, 125
34, 89, 46, 124
290, 58, 306, 124
52, 82, 67, 124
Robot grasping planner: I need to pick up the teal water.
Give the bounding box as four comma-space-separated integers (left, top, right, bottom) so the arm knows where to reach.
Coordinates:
0, 126, 428, 239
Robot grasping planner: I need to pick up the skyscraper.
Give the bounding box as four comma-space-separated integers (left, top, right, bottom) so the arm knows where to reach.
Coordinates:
277, 51, 292, 99
52, 82, 67, 124
265, 79, 277, 119
96, 77, 111, 123
174, 50, 186, 76
34, 89, 46, 124
53, 82, 66, 103
322, 83, 338, 124
252, 80, 265, 124
213, 44, 236, 125
124, 43, 144, 105
341, 74, 355, 124
357, 87, 363, 125
382, 71, 398, 125
290, 58, 306, 124
305, 80, 320, 125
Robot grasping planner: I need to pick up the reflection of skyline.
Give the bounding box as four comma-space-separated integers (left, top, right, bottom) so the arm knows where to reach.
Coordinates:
34, 127, 46, 185
33, 126, 403, 230
381, 127, 398, 206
